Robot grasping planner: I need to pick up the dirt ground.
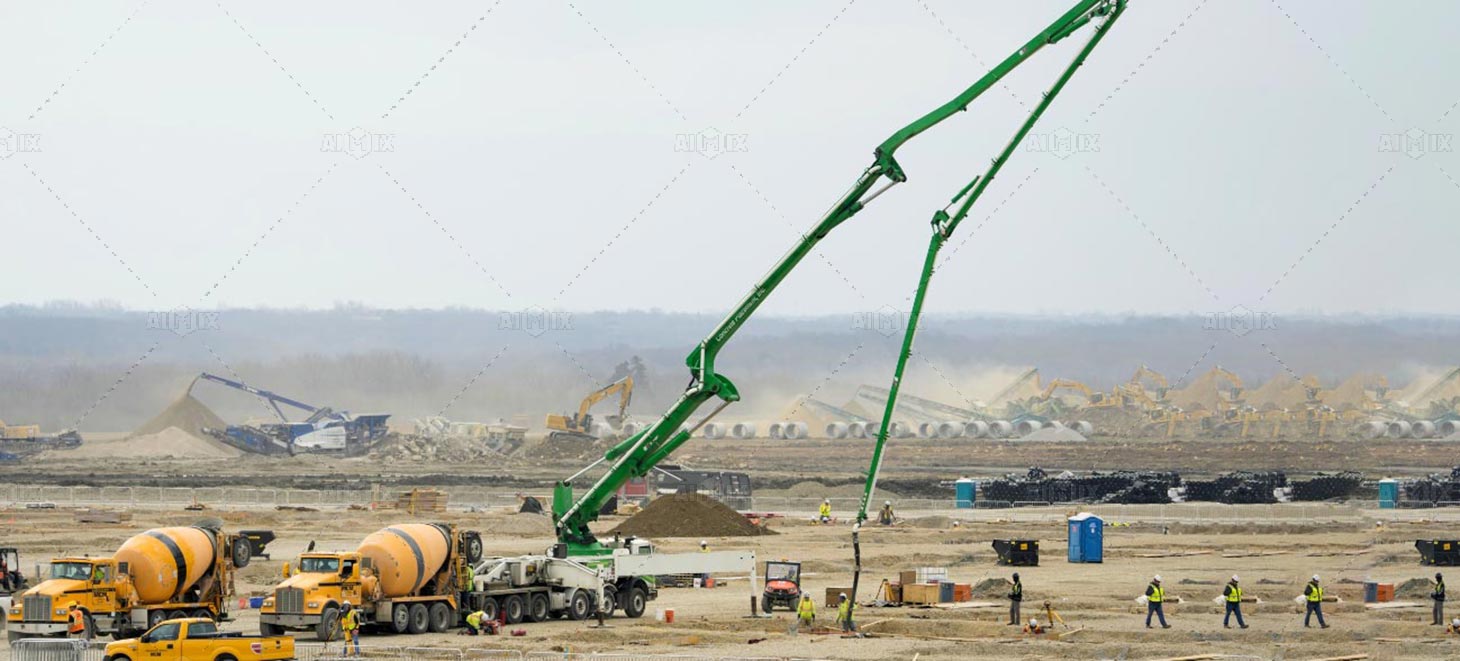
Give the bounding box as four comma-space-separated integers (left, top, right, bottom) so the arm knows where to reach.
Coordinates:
3, 500, 1460, 660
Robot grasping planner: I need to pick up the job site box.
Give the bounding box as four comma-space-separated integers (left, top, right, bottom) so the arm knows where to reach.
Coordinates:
1378, 479, 1399, 509
993, 539, 1039, 566
1418, 540, 1460, 566
902, 583, 940, 605
955, 478, 976, 509
1067, 512, 1104, 563
899, 570, 918, 586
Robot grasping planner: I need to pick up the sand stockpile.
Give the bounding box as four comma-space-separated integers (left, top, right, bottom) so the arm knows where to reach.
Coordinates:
609, 494, 775, 538
1246, 375, 1314, 411
135, 394, 227, 438
56, 426, 242, 459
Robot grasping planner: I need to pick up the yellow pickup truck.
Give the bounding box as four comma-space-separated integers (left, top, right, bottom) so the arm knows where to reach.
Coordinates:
103, 618, 294, 661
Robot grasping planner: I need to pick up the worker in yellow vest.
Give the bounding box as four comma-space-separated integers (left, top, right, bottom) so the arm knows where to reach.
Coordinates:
835, 592, 858, 634
1144, 575, 1169, 629
339, 601, 361, 656
1433, 572, 1447, 626
796, 592, 816, 630
1303, 575, 1329, 628
818, 499, 832, 523
1222, 575, 1248, 629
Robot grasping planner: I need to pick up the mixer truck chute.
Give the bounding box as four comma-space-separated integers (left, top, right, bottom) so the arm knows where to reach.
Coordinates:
6, 522, 257, 642
259, 523, 483, 641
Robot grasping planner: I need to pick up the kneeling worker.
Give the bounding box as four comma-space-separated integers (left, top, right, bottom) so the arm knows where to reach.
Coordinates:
878, 500, 894, 526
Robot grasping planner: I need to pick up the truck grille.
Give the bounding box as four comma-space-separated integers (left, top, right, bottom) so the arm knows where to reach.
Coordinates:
274, 587, 304, 614
22, 594, 51, 621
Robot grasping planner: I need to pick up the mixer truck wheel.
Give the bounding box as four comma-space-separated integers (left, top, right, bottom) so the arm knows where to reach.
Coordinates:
427, 602, 452, 633
167, 610, 187, 622
501, 595, 524, 624
317, 607, 340, 641
147, 610, 167, 629
390, 604, 410, 634
622, 586, 648, 619
526, 593, 549, 622
231, 538, 251, 569
566, 590, 591, 621
480, 597, 500, 624
464, 535, 484, 564
190, 608, 212, 621
407, 603, 430, 634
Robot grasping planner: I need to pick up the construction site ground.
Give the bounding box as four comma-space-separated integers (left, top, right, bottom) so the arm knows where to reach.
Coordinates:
3, 501, 1459, 660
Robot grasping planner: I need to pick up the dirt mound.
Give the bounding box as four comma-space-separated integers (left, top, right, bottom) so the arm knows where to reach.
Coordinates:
134, 394, 227, 438
481, 512, 554, 536
89, 426, 241, 459
1396, 576, 1433, 598
1247, 375, 1314, 411
609, 493, 775, 538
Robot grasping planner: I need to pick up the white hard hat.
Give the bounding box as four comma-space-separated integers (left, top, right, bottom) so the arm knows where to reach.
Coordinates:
884, 500, 891, 506
1153, 574, 1161, 582
700, 540, 707, 545
824, 498, 831, 503
1231, 575, 1239, 582
839, 592, 847, 599
1312, 574, 1320, 581
342, 601, 351, 607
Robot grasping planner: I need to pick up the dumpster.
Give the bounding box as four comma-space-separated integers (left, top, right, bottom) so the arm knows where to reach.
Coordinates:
955, 478, 976, 509
1418, 539, 1460, 566
1067, 512, 1103, 563
993, 539, 1039, 566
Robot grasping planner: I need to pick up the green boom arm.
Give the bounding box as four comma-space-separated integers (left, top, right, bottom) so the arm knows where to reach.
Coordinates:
847, 0, 1126, 615
553, 0, 1126, 553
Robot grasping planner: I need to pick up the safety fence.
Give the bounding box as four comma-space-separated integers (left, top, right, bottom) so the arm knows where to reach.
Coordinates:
3, 639, 830, 661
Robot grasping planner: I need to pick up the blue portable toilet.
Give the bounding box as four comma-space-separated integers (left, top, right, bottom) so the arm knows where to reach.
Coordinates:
955, 478, 976, 509
1378, 478, 1399, 509
1068, 512, 1103, 563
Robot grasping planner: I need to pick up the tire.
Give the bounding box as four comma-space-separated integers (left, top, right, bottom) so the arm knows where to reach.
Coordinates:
147, 610, 167, 628
216, 655, 238, 661
623, 586, 648, 619
480, 597, 500, 624
407, 603, 429, 634
464, 535, 484, 564
231, 538, 251, 569
428, 602, 452, 633
761, 595, 773, 614
316, 607, 340, 642
191, 608, 213, 620
526, 593, 549, 622
260, 622, 285, 637
391, 604, 410, 634
600, 586, 617, 617
167, 610, 187, 622
502, 595, 524, 624
566, 590, 591, 621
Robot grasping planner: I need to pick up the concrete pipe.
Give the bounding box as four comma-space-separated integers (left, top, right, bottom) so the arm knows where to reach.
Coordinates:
116, 526, 224, 604
989, 421, 1014, 438
702, 422, 727, 440
825, 422, 849, 439
848, 422, 868, 439
1045, 421, 1066, 430
937, 421, 964, 439
784, 422, 809, 440
1356, 421, 1387, 440
1412, 420, 1437, 439
917, 422, 939, 439
964, 421, 989, 439
357, 524, 453, 599
1070, 421, 1095, 436
730, 422, 757, 439
1441, 420, 1460, 437
890, 421, 913, 438
767, 422, 785, 440
1387, 420, 1413, 439
1014, 420, 1042, 437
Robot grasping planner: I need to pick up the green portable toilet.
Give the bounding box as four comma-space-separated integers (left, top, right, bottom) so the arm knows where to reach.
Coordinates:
955, 477, 976, 509
1378, 478, 1399, 509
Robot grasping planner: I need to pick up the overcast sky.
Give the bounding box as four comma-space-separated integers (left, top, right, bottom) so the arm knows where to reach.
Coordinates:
2, 0, 1457, 317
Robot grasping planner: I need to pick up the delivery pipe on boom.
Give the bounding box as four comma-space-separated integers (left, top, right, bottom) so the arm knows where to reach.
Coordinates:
551, 0, 1126, 557
850, 0, 1128, 613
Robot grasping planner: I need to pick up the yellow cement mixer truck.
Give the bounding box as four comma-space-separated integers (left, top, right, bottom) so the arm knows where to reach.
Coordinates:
6, 521, 255, 642
259, 523, 483, 641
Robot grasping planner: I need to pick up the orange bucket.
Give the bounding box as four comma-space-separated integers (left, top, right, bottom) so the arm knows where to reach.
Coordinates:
664, 608, 675, 623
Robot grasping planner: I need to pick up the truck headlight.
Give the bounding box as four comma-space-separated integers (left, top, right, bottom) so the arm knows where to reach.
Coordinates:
55, 609, 67, 616
307, 602, 319, 609
262, 599, 274, 607
8, 608, 18, 615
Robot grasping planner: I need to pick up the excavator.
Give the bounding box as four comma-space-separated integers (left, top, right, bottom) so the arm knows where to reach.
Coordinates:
543, 5, 1128, 629
545, 375, 634, 442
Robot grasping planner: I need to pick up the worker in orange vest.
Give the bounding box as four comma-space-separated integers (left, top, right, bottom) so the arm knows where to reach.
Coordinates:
66, 603, 87, 639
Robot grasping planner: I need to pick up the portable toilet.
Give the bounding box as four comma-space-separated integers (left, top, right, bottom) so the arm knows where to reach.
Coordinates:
1378, 478, 1399, 509
955, 478, 976, 509
1067, 512, 1103, 563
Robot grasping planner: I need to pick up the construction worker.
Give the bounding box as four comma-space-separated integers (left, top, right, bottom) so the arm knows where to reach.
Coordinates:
1434, 572, 1447, 626
90, 565, 105, 582
877, 500, 894, 526
339, 601, 360, 656
1222, 575, 1248, 629
835, 592, 857, 634
1007, 572, 1023, 625
1303, 575, 1329, 629
66, 602, 87, 640
465, 608, 490, 635
696, 540, 710, 585
818, 499, 832, 523
1144, 575, 1169, 629
1022, 617, 1045, 634
796, 592, 816, 630
1448, 616, 1460, 635
699, 540, 709, 553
